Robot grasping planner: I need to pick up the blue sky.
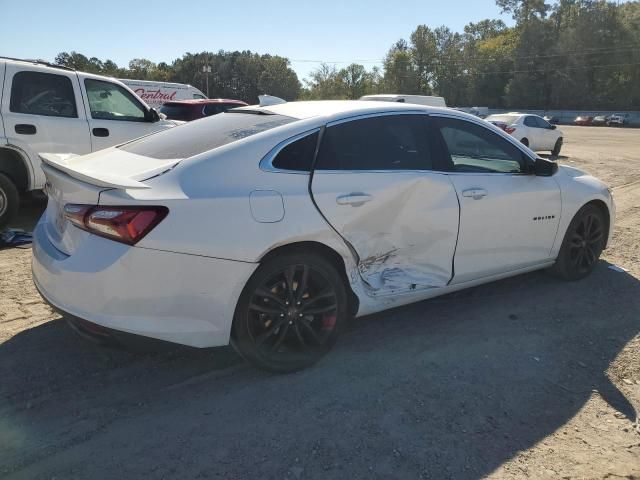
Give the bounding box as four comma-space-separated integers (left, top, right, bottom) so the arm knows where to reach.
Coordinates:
1, 0, 513, 82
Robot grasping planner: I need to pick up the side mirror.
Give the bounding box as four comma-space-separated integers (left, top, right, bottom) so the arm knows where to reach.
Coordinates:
534, 157, 558, 176
146, 108, 160, 123
550, 124, 557, 130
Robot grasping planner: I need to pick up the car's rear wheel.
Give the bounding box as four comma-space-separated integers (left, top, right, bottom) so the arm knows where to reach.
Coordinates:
521, 138, 529, 147
232, 253, 348, 373
550, 204, 606, 281
552, 138, 563, 156
0, 173, 19, 228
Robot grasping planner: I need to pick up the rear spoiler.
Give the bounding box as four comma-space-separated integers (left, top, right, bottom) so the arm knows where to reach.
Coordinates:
39, 153, 178, 190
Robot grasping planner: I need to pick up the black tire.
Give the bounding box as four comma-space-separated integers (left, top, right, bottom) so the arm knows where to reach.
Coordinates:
0, 173, 19, 228
552, 138, 563, 156
521, 138, 529, 147
232, 253, 348, 373
550, 204, 606, 281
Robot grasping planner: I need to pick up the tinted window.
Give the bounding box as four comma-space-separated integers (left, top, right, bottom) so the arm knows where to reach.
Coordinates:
10, 71, 77, 118
436, 117, 528, 174
160, 104, 192, 121
524, 116, 537, 127
272, 131, 319, 171
120, 112, 295, 159
316, 115, 432, 171
85, 79, 146, 122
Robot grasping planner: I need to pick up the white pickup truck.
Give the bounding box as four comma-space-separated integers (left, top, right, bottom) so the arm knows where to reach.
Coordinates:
0, 57, 181, 226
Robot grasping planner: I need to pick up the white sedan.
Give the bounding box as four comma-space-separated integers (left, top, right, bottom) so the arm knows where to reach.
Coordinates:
485, 113, 564, 155
32, 101, 614, 372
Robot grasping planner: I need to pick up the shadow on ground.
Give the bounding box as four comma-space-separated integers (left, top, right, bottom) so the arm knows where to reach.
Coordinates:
0, 261, 638, 479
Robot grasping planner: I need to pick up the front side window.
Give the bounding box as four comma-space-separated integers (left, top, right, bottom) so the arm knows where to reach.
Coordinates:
85, 79, 147, 122
436, 117, 528, 174
316, 115, 433, 171
10, 71, 77, 118
271, 131, 319, 171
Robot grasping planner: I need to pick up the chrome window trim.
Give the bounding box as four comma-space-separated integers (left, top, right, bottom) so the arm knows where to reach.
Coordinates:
260, 110, 537, 176
326, 109, 428, 127
259, 127, 321, 174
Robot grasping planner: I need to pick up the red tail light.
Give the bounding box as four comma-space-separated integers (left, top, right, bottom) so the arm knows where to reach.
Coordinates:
64, 205, 168, 245
505, 126, 516, 134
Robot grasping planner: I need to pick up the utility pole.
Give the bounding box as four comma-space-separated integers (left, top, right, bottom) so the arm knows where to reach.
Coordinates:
202, 64, 211, 97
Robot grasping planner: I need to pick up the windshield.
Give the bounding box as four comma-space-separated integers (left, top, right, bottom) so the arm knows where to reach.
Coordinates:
486, 115, 518, 124
120, 112, 296, 159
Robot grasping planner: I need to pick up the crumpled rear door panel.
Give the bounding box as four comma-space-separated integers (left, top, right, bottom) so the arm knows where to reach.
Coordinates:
311, 171, 459, 296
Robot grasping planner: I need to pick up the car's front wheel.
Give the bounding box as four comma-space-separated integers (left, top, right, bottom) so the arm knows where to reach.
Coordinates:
552, 138, 563, 156
232, 252, 348, 373
550, 204, 606, 281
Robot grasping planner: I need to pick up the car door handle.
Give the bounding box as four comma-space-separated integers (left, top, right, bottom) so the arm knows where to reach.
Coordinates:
92, 127, 109, 137
15, 124, 36, 135
462, 188, 487, 200
336, 193, 373, 207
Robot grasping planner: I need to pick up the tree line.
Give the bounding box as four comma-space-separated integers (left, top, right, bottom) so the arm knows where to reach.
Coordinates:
54, 0, 640, 110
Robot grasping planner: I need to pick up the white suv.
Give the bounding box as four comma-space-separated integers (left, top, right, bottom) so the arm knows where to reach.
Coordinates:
485, 113, 563, 156
0, 57, 181, 225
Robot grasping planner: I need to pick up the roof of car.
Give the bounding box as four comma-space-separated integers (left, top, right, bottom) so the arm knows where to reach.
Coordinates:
163, 99, 248, 106
234, 100, 453, 121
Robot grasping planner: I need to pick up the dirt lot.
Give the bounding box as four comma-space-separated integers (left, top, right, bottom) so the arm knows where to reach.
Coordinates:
1, 125, 639, 479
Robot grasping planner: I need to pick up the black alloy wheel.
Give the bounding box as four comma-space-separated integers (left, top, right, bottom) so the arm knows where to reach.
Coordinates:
232, 253, 347, 372
550, 204, 606, 280
567, 211, 604, 274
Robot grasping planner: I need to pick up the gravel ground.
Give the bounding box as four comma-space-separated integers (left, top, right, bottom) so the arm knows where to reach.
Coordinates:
0, 126, 639, 479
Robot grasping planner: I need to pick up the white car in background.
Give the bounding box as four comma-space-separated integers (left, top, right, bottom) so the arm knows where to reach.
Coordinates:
32, 101, 614, 372
485, 113, 564, 155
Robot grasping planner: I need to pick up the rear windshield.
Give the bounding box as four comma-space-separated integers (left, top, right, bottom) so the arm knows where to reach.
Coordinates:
159, 104, 192, 121
486, 115, 518, 124
120, 112, 296, 159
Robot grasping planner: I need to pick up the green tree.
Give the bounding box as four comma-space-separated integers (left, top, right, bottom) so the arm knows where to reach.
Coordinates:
383, 39, 418, 93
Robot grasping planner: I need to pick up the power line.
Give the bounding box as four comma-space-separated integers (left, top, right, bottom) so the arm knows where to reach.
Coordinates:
290, 44, 640, 67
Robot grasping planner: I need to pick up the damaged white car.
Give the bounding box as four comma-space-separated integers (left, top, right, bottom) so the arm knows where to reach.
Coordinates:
32, 101, 615, 372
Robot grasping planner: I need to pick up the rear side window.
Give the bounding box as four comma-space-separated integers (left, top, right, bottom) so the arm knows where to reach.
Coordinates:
160, 103, 192, 121
316, 115, 433, 171
436, 117, 528, 174
272, 131, 319, 171
120, 112, 295, 159
524, 116, 537, 127
10, 71, 77, 118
